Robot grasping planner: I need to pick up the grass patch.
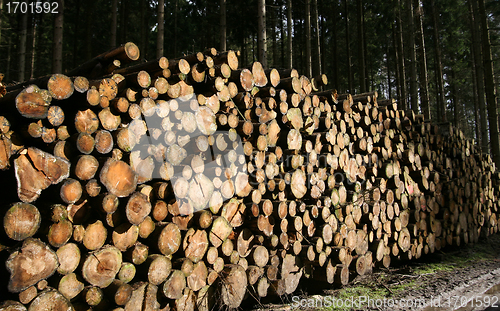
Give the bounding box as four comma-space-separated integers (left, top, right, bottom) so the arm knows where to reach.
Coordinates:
317, 285, 388, 311
412, 262, 454, 275
390, 279, 420, 295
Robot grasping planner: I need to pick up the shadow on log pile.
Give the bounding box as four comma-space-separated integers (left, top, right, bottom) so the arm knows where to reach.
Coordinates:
0, 41, 499, 310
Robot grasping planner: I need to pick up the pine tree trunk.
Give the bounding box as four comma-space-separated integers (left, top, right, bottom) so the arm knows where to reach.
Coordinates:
140, 0, 146, 60
174, 0, 178, 56
257, 0, 267, 68
30, 15, 37, 79
19, 13, 28, 81
332, 0, 339, 90
469, 0, 488, 152
85, 0, 93, 60
356, 0, 366, 93
415, 0, 430, 119
312, 0, 321, 77
478, 0, 500, 166
429, 0, 446, 121
451, 67, 458, 126
220, 0, 226, 52
407, 0, 418, 112
287, 0, 293, 69
157, 0, 164, 58
280, 6, 286, 68
396, 0, 407, 110
0, 0, 3, 45
393, 23, 401, 104
111, 0, 117, 48
52, 0, 64, 73
271, 7, 278, 66
305, 0, 312, 77
345, 0, 353, 93
386, 42, 392, 99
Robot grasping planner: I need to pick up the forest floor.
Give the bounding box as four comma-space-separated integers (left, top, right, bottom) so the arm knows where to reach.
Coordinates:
246, 234, 500, 311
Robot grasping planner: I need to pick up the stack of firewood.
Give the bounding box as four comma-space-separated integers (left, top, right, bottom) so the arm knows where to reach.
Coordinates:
0, 41, 498, 311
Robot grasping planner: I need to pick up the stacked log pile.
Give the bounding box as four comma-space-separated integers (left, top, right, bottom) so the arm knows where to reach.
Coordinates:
0, 41, 499, 310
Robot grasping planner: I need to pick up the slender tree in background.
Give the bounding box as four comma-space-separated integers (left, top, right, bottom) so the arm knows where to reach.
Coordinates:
356, 0, 366, 93
305, 0, 312, 77
319, 0, 326, 75
478, 0, 500, 166
428, 0, 446, 121
270, 7, 278, 66
119, 0, 126, 43
386, 42, 392, 99
287, 0, 293, 69
140, 0, 146, 60
280, 6, 286, 67
84, 1, 93, 60
257, 0, 267, 68
393, 23, 401, 105
415, 0, 430, 119
0, 0, 3, 45
220, 0, 226, 52
174, 0, 178, 56
157, 0, 165, 58
407, 0, 418, 111
52, 0, 63, 73
19, 13, 27, 81
469, 0, 488, 153
111, 0, 117, 48
332, 0, 339, 90
345, 0, 353, 93
30, 15, 37, 79
312, 0, 321, 77
72, 1, 80, 68
396, 0, 407, 110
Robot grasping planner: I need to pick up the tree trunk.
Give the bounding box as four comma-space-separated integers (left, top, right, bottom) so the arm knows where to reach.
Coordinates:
345, 0, 353, 93
19, 12, 28, 81
332, 0, 339, 90
52, 0, 64, 74
220, 0, 226, 52
174, 0, 178, 56
396, 0, 407, 110
305, 0, 312, 78
111, 0, 117, 48
257, 0, 267, 68
312, 0, 321, 77
407, 0, 418, 111
30, 15, 37, 79
0, 0, 3, 45
356, 0, 366, 93
451, 67, 458, 126
270, 6, 278, 67
393, 23, 401, 104
287, 0, 293, 69
85, 0, 93, 60
469, 0, 488, 152
478, 0, 500, 166
280, 6, 286, 68
140, 0, 146, 60
386, 42, 392, 99
157, 0, 164, 58
429, 0, 446, 121
415, 0, 430, 119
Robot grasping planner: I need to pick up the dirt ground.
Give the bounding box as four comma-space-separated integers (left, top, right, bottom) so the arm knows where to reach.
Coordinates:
246, 234, 500, 311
